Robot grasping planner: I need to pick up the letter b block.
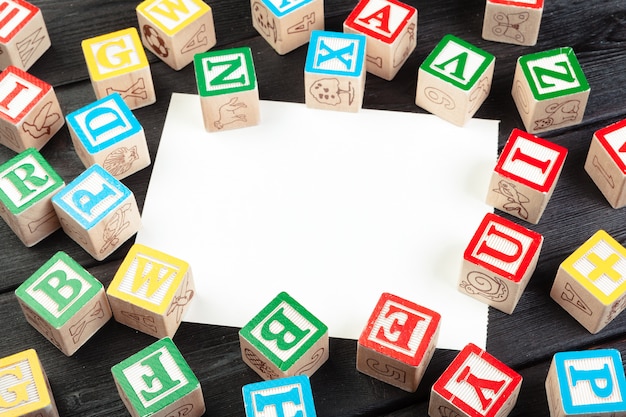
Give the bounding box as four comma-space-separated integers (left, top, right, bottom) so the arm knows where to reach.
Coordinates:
0, 0, 51, 70
242, 375, 317, 417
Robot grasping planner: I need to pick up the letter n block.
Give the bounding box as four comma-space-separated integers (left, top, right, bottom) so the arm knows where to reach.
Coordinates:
239, 291, 329, 380
15, 251, 112, 356
242, 375, 317, 417
356, 292, 440, 392
0, 0, 51, 70
482, 0, 543, 46
429, 343, 522, 417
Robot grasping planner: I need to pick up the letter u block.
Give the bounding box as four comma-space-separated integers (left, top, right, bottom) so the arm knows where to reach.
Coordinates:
0, 0, 51, 70
482, 0, 543, 46
106, 243, 195, 338
356, 292, 440, 392
51, 164, 141, 261
82, 28, 156, 110
429, 343, 522, 417
15, 251, 112, 356
111, 337, 205, 417
239, 291, 329, 380
242, 375, 317, 417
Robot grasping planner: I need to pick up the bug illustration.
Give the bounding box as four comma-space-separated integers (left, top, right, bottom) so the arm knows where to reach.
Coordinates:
492, 12, 529, 43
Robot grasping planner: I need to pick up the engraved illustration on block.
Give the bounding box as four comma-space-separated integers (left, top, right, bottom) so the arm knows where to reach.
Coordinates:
242, 375, 317, 417
482, 0, 543, 46
0, 0, 51, 70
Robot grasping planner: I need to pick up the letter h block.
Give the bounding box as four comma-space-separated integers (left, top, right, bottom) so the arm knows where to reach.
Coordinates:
356, 292, 440, 392
239, 291, 329, 380
0, 0, 51, 70
482, 0, 543, 46
15, 251, 112, 356
429, 343, 522, 417
242, 375, 317, 417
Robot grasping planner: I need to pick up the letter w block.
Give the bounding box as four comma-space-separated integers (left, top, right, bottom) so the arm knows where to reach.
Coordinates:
0, 0, 51, 70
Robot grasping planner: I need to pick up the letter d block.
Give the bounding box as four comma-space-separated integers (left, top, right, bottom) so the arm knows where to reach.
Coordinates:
15, 251, 112, 356
239, 291, 329, 380
0, 0, 51, 70
482, 0, 543, 46
242, 375, 317, 417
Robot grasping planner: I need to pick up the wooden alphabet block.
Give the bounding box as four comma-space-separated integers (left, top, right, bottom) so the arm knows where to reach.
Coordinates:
239, 291, 329, 380
0, 148, 64, 246
545, 349, 626, 417
51, 164, 141, 261
343, 0, 417, 81
136, 0, 217, 71
66, 92, 151, 180
486, 128, 567, 224
482, 0, 543, 46
106, 243, 195, 338
0, 0, 51, 70
242, 375, 317, 417
111, 337, 205, 417
304, 30, 367, 112
193, 46, 260, 132
415, 34, 495, 126
512, 47, 590, 134
82, 27, 156, 110
429, 343, 522, 417
459, 212, 543, 314
15, 251, 112, 356
550, 230, 626, 334
356, 292, 440, 392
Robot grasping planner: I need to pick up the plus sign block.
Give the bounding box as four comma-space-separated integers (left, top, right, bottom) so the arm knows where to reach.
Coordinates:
482, 0, 543, 46
512, 47, 590, 134
0, 0, 51, 70
415, 34, 495, 126
550, 230, 626, 334
486, 128, 568, 224
239, 291, 329, 380
242, 375, 317, 417
343, 0, 417, 81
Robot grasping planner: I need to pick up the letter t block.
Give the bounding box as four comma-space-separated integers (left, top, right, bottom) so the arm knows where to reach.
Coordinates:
242, 375, 317, 417
0, 0, 51, 70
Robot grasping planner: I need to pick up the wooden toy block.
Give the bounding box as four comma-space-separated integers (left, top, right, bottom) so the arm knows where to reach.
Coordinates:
51, 164, 141, 261
66, 92, 151, 180
0, 65, 65, 152
136, 0, 217, 71
429, 343, 522, 417
415, 34, 495, 126
304, 30, 367, 113
343, 0, 417, 81
0, 0, 51, 70
242, 375, 317, 417
106, 243, 195, 338
0, 148, 64, 246
512, 47, 590, 134
482, 0, 543, 46
111, 337, 205, 417
486, 128, 567, 224
356, 292, 440, 392
550, 230, 626, 334
81, 27, 156, 110
193, 46, 260, 132
239, 291, 329, 380
15, 251, 112, 356
545, 349, 626, 417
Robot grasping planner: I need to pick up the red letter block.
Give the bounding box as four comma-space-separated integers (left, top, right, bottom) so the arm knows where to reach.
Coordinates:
0, 0, 51, 70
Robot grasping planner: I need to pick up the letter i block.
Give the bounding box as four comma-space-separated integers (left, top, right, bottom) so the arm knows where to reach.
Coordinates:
66, 93, 151, 180
239, 291, 329, 380
356, 292, 440, 392
193, 47, 260, 132
429, 343, 522, 417
111, 338, 205, 417
550, 230, 626, 334
343, 0, 417, 81
106, 243, 195, 338
242, 375, 317, 417
415, 34, 495, 126
481, 0, 543, 46
51, 164, 141, 261
15, 251, 112, 356
81, 28, 156, 110
0, 349, 58, 417
512, 47, 590, 134
0, 0, 51, 70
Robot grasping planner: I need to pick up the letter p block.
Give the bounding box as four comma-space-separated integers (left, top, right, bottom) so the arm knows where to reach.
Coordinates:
242, 375, 317, 417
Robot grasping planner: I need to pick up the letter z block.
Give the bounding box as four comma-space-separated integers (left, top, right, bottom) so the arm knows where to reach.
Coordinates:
482, 0, 543, 46
429, 343, 522, 417
239, 291, 329, 380
0, 0, 51, 70
356, 292, 440, 392
242, 375, 317, 417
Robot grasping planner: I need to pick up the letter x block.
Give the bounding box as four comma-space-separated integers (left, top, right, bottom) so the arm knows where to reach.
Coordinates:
482, 0, 543, 46
111, 337, 205, 417
415, 34, 495, 126
429, 343, 522, 417
550, 230, 626, 334
0, 0, 51, 70
242, 375, 317, 417
15, 251, 112, 356
356, 292, 440, 392
545, 349, 626, 417
239, 291, 329, 380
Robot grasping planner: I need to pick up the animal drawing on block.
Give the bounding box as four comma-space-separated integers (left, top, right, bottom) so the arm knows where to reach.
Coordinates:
242, 375, 317, 417
0, 0, 51, 70
482, 0, 543, 46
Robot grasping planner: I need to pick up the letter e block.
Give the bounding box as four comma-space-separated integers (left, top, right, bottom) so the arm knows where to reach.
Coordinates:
482, 0, 543, 46
242, 375, 317, 417
0, 0, 51, 70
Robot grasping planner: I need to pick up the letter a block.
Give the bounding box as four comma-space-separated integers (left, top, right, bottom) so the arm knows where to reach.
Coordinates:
429, 343, 522, 417
239, 291, 329, 380
242, 375, 317, 417
15, 251, 112, 356
0, 0, 51, 70
111, 337, 205, 417
356, 292, 440, 392
415, 34, 495, 126
482, 0, 543, 46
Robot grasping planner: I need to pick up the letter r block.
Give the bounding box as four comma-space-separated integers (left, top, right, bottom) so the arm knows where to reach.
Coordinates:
242, 375, 317, 417
482, 0, 543, 46
356, 292, 440, 392
0, 0, 51, 70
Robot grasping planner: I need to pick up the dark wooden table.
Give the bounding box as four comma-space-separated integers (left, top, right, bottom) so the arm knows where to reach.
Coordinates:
2, 0, 626, 415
